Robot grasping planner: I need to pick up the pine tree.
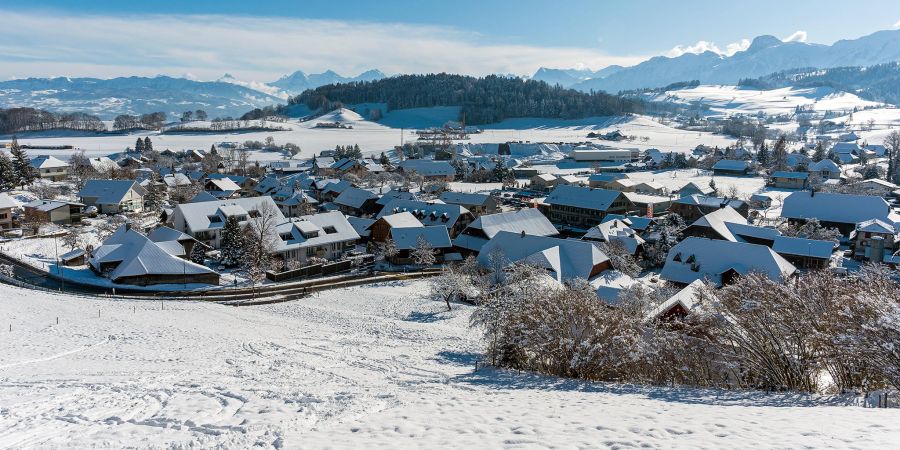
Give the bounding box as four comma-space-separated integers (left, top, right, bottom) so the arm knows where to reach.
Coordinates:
9, 137, 34, 187
210, 144, 217, 155
218, 216, 245, 267
757, 142, 769, 167
190, 243, 207, 265
143, 137, 153, 152
708, 178, 718, 196
771, 135, 788, 171
812, 141, 825, 162
143, 175, 165, 211
135, 138, 145, 153
0, 153, 15, 191
379, 152, 389, 165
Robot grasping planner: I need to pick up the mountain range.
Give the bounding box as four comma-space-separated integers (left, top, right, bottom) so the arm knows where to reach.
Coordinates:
269, 69, 386, 94
557, 29, 900, 93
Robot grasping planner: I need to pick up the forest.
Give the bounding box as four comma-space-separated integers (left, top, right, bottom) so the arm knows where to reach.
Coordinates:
0, 107, 106, 134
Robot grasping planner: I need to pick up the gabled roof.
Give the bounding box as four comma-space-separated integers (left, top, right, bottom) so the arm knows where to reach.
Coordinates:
174, 197, 284, 232
600, 214, 654, 232
583, 219, 645, 254
646, 279, 705, 321
319, 179, 351, 194
376, 188, 418, 206
855, 218, 897, 235
674, 194, 746, 210
772, 236, 836, 259
588, 173, 627, 183
808, 159, 840, 172
377, 199, 469, 228
90, 225, 216, 281
781, 191, 896, 226
205, 177, 241, 193
688, 207, 780, 243
661, 237, 796, 286
390, 225, 452, 250
478, 231, 609, 283
676, 181, 714, 195
0, 193, 17, 210
712, 159, 750, 171
190, 191, 220, 203
148, 226, 194, 243
379, 211, 424, 229
544, 185, 623, 211
439, 191, 492, 207
77, 180, 146, 205
273, 211, 360, 252
23, 199, 83, 212
347, 216, 375, 237
771, 171, 808, 180
532, 173, 557, 182
30, 155, 68, 169
398, 159, 455, 177
454, 209, 557, 252
334, 187, 378, 209
164, 173, 193, 187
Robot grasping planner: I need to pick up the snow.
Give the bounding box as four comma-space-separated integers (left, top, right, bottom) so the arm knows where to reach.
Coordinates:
0, 281, 897, 448
660, 85, 882, 117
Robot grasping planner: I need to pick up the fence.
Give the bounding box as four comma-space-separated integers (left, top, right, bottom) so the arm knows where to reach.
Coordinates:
266, 255, 375, 282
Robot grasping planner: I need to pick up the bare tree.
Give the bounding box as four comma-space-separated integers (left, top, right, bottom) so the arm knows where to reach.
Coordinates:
411, 236, 436, 267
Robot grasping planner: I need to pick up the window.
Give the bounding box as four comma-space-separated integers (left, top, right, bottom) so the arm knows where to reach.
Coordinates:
323, 226, 337, 234
280, 233, 292, 242
208, 215, 222, 224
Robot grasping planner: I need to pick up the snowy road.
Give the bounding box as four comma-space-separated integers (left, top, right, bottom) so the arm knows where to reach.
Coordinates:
0, 281, 897, 448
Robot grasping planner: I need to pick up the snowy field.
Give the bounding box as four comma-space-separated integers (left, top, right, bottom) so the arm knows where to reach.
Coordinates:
1, 281, 897, 448
659, 85, 882, 117
2, 111, 734, 162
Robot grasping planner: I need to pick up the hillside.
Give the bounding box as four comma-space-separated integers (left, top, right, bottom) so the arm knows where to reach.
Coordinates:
571, 30, 900, 93
740, 62, 900, 106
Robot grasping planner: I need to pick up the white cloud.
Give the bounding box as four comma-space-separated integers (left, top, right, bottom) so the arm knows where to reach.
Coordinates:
666, 38, 750, 58
782, 30, 808, 43
894, 19, 900, 29
0, 10, 646, 82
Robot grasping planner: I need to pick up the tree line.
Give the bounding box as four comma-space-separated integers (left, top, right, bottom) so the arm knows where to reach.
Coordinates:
739, 62, 900, 106
1, 108, 105, 134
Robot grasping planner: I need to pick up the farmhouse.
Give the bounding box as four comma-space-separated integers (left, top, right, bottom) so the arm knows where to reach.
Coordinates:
661, 237, 796, 287
453, 208, 558, 254
769, 171, 809, 190
478, 231, 611, 282
712, 159, 752, 176
376, 200, 473, 237
439, 192, 499, 216
22, 199, 84, 225
781, 191, 899, 235
77, 180, 146, 214
542, 185, 632, 229
170, 197, 285, 249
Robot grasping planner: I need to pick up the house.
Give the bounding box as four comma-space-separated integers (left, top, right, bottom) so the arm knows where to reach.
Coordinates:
312, 156, 337, 175
397, 159, 455, 181
0, 193, 15, 230
368, 211, 423, 243
203, 178, 242, 199
438, 192, 499, 216
660, 237, 796, 287
682, 207, 780, 245
77, 180, 146, 214
453, 208, 558, 254
669, 195, 749, 222
171, 197, 285, 249
542, 185, 632, 229
769, 171, 809, 190
477, 231, 611, 283
276, 191, 319, 217
22, 200, 84, 225
712, 159, 752, 176
163, 173, 193, 189
591, 270, 639, 305
600, 214, 655, 234
347, 216, 375, 242
632, 181, 666, 195
376, 200, 473, 238
781, 191, 899, 236
582, 218, 645, 255
89, 224, 219, 286
607, 178, 638, 192
30, 155, 68, 181
147, 226, 206, 259
388, 225, 453, 265
208, 174, 257, 196
273, 211, 360, 265
317, 180, 351, 202
621, 192, 672, 217
329, 158, 369, 177
771, 236, 835, 269
60, 248, 87, 266
529, 173, 558, 191
556, 175, 584, 186
587, 173, 627, 188
83, 156, 117, 174
806, 159, 841, 183
749, 194, 773, 209
851, 219, 899, 263
646, 279, 705, 322
675, 182, 714, 198
333, 187, 380, 217
375, 188, 418, 213
851, 179, 898, 197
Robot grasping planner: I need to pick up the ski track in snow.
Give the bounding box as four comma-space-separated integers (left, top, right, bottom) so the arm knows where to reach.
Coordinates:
0, 281, 897, 448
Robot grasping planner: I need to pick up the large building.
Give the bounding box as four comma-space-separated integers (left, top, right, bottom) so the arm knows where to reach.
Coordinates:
541, 185, 633, 229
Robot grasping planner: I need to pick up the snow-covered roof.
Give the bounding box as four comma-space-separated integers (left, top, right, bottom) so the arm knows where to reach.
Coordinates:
808, 159, 840, 173
334, 187, 378, 210
454, 208, 557, 252
148, 226, 194, 243
89, 225, 217, 281
674, 194, 746, 210
660, 237, 796, 286
646, 279, 705, 321
478, 231, 609, 283
771, 236, 836, 259
377, 200, 469, 228
205, 177, 241, 193
781, 191, 896, 226
23, 199, 83, 212
831, 142, 861, 154
712, 159, 750, 171
601, 214, 654, 232
347, 216, 375, 237
379, 211, 424, 229
164, 173, 193, 188
439, 191, 492, 207
174, 197, 284, 233
590, 270, 638, 305
376, 188, 418, 206
77, 180, 145, 205
544, 185, 623, 212
390, 225, 452, 250
583, 219, 645, 254
398, 159, 455, 177
855, 218, 897, 235
676, 181, 714, 196
0, 193, 17, 210
319, 179, 351, 194
274, 211, 360, 252
852, 178, 898, 190
771, 171, 808, 180
532, 173, 557, 182
190, 191, 220, 203
30, 155, 67, 169
687, 207, 780, 243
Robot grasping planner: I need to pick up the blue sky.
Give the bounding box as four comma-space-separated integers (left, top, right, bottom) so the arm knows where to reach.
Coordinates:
1, 0, 898, 81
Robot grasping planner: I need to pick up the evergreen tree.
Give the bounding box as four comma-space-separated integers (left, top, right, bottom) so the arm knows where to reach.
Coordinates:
757, 142, 769, 167
218, 216, 245, 267
812, 141, 825, 162
210, 144, 217, 155
190, 243, 207, 265
379, 152, 389, 165
673, 153, 688, 169
9, 137, 35, 187
771, 135, 788, 171
135, 138, 145, 153
143, 175, 165, 212
708, 178, 718, 196
143, 137, 153, 152
0, 153, 15, 191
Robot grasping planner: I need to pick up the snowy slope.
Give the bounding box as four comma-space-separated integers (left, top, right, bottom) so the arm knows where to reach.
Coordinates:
0, 281, 896, 448
658, 85, 882, 117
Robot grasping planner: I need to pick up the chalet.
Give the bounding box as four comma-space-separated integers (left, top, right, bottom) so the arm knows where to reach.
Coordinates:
587, 173, 627, 189
582, 218, 645, 255
769, 171, 809, 190
661, 237, 796, 287
375, 188, 418, 213
329, 158, 369, 177
478, 231, 611, 283
712, 159, 752, 176
438, 192, 499, 216
453, 208, 558, 254
273, 212, 360, 264
22, 199, 84, 225
632, 181, 666, 195
851, 219, 899, 263
851, 179, 898, 197
208, 174, 257, 196
831, 142, 861, 164
30, 155, 69, 181
163, 173, 193, 189
388, 225, 453, 265
771, 236, 835, 269
675, 181, 714, 198
269, 160, 310, 174
170, 197, 285, 249
89, 224, 219, 286
368, 211, 423, 243
682, 207, 780, 245
0, 193, 15, 230
78, 180, 146, 214
397, 159, 455, 181
376, 200, 473, 238
529, 173, 558, 191
542, 185, 632, 229
669, 195, 748, 222
333, 187, 379, 217
781, 191, 899, 236
347, 216, 375, 242
317, 180, 352, 202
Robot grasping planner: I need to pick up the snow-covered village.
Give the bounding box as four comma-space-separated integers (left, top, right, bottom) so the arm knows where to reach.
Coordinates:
1, 1, 900, 448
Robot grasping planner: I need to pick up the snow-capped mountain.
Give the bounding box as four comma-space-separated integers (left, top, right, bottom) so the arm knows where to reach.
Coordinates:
216, 73, 289, 100
0, 76, 284, 120
570, 29, 900, 93
531, 66, 624, 88
270, 69, 386, 94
